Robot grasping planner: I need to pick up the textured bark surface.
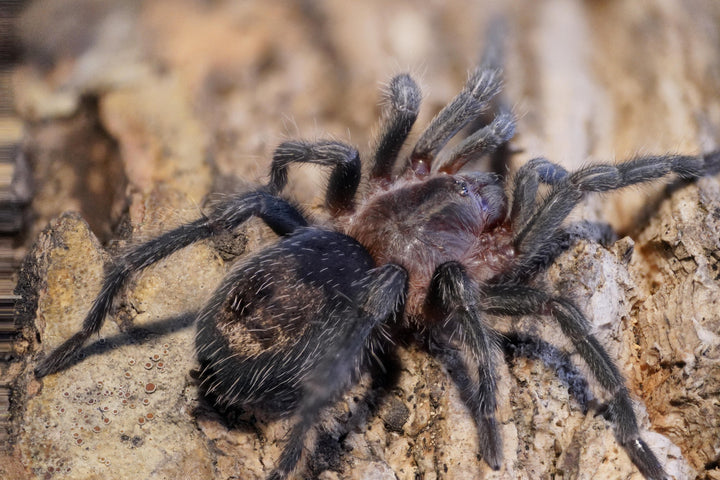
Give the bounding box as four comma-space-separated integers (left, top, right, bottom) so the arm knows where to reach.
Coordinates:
7, 1, 720, 479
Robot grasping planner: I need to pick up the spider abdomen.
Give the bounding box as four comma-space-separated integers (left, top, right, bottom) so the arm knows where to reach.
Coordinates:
195, 228, 377, 413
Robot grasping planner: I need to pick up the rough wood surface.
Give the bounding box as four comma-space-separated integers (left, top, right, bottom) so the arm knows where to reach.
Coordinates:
7, 1, 720, 479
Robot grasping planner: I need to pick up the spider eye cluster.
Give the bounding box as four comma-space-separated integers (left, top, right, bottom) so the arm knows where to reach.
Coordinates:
454, 179, 470, 197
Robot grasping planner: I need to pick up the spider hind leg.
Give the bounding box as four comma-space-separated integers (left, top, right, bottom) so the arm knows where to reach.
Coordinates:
481, 284, 668, 480
268, 263, 408, 480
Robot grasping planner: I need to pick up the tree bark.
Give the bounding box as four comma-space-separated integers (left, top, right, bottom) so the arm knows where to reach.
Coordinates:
8, 1, 720, 479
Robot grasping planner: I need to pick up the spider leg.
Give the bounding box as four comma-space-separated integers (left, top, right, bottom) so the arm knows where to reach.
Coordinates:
506, 151, 720, 281
426, 261, 503, 470
267, 263, 408, 480
407, 66, 503, 176
500, 332, 593, 411
268, 140, 361, 213
433, 19, 516, 176
509, 156, 568, 232
432, 106, 515, 175
370, 73, 422, 180
480, 283, 668, 480
35, 191, 307, 378
405, 20, 515, 177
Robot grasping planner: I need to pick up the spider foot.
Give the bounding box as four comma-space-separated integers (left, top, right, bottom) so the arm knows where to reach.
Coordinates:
478, 415, 503, 470
35, 331, 89, 378
266, 431, 304, 480
621, 436, 669, 480
607, 393, 669, 480
265, 469, 288, 480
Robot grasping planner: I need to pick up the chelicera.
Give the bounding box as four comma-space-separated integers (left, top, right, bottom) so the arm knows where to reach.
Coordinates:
35, 32, 719, 480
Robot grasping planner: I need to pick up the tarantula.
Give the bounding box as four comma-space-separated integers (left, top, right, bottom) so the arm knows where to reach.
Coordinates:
35, 33, 719, 480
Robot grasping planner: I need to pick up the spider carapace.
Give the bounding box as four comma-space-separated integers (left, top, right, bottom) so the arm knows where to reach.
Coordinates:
346, 178, 511, 323
34, 27, 719, 480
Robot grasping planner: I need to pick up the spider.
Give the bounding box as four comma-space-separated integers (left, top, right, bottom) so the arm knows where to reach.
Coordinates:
34, 32, 719, 480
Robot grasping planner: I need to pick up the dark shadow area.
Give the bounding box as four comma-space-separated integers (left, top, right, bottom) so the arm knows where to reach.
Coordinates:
191, 340, 403, 478
501, 332, 594, 412
39, 311, 197, 374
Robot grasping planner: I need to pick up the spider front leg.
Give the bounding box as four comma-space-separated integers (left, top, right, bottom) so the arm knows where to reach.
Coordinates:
402, 19, 516, 177
35, 191, 307, 378
404, 66, 504, 176
370, 73, 421, 180
267, 263, 408, 480
509, 156, 568, 232
506, 151, 720, 280
426, 261, 503, 470
268, 140, 361, 213
481, 284, 668, 480
432, 105, 515, 175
